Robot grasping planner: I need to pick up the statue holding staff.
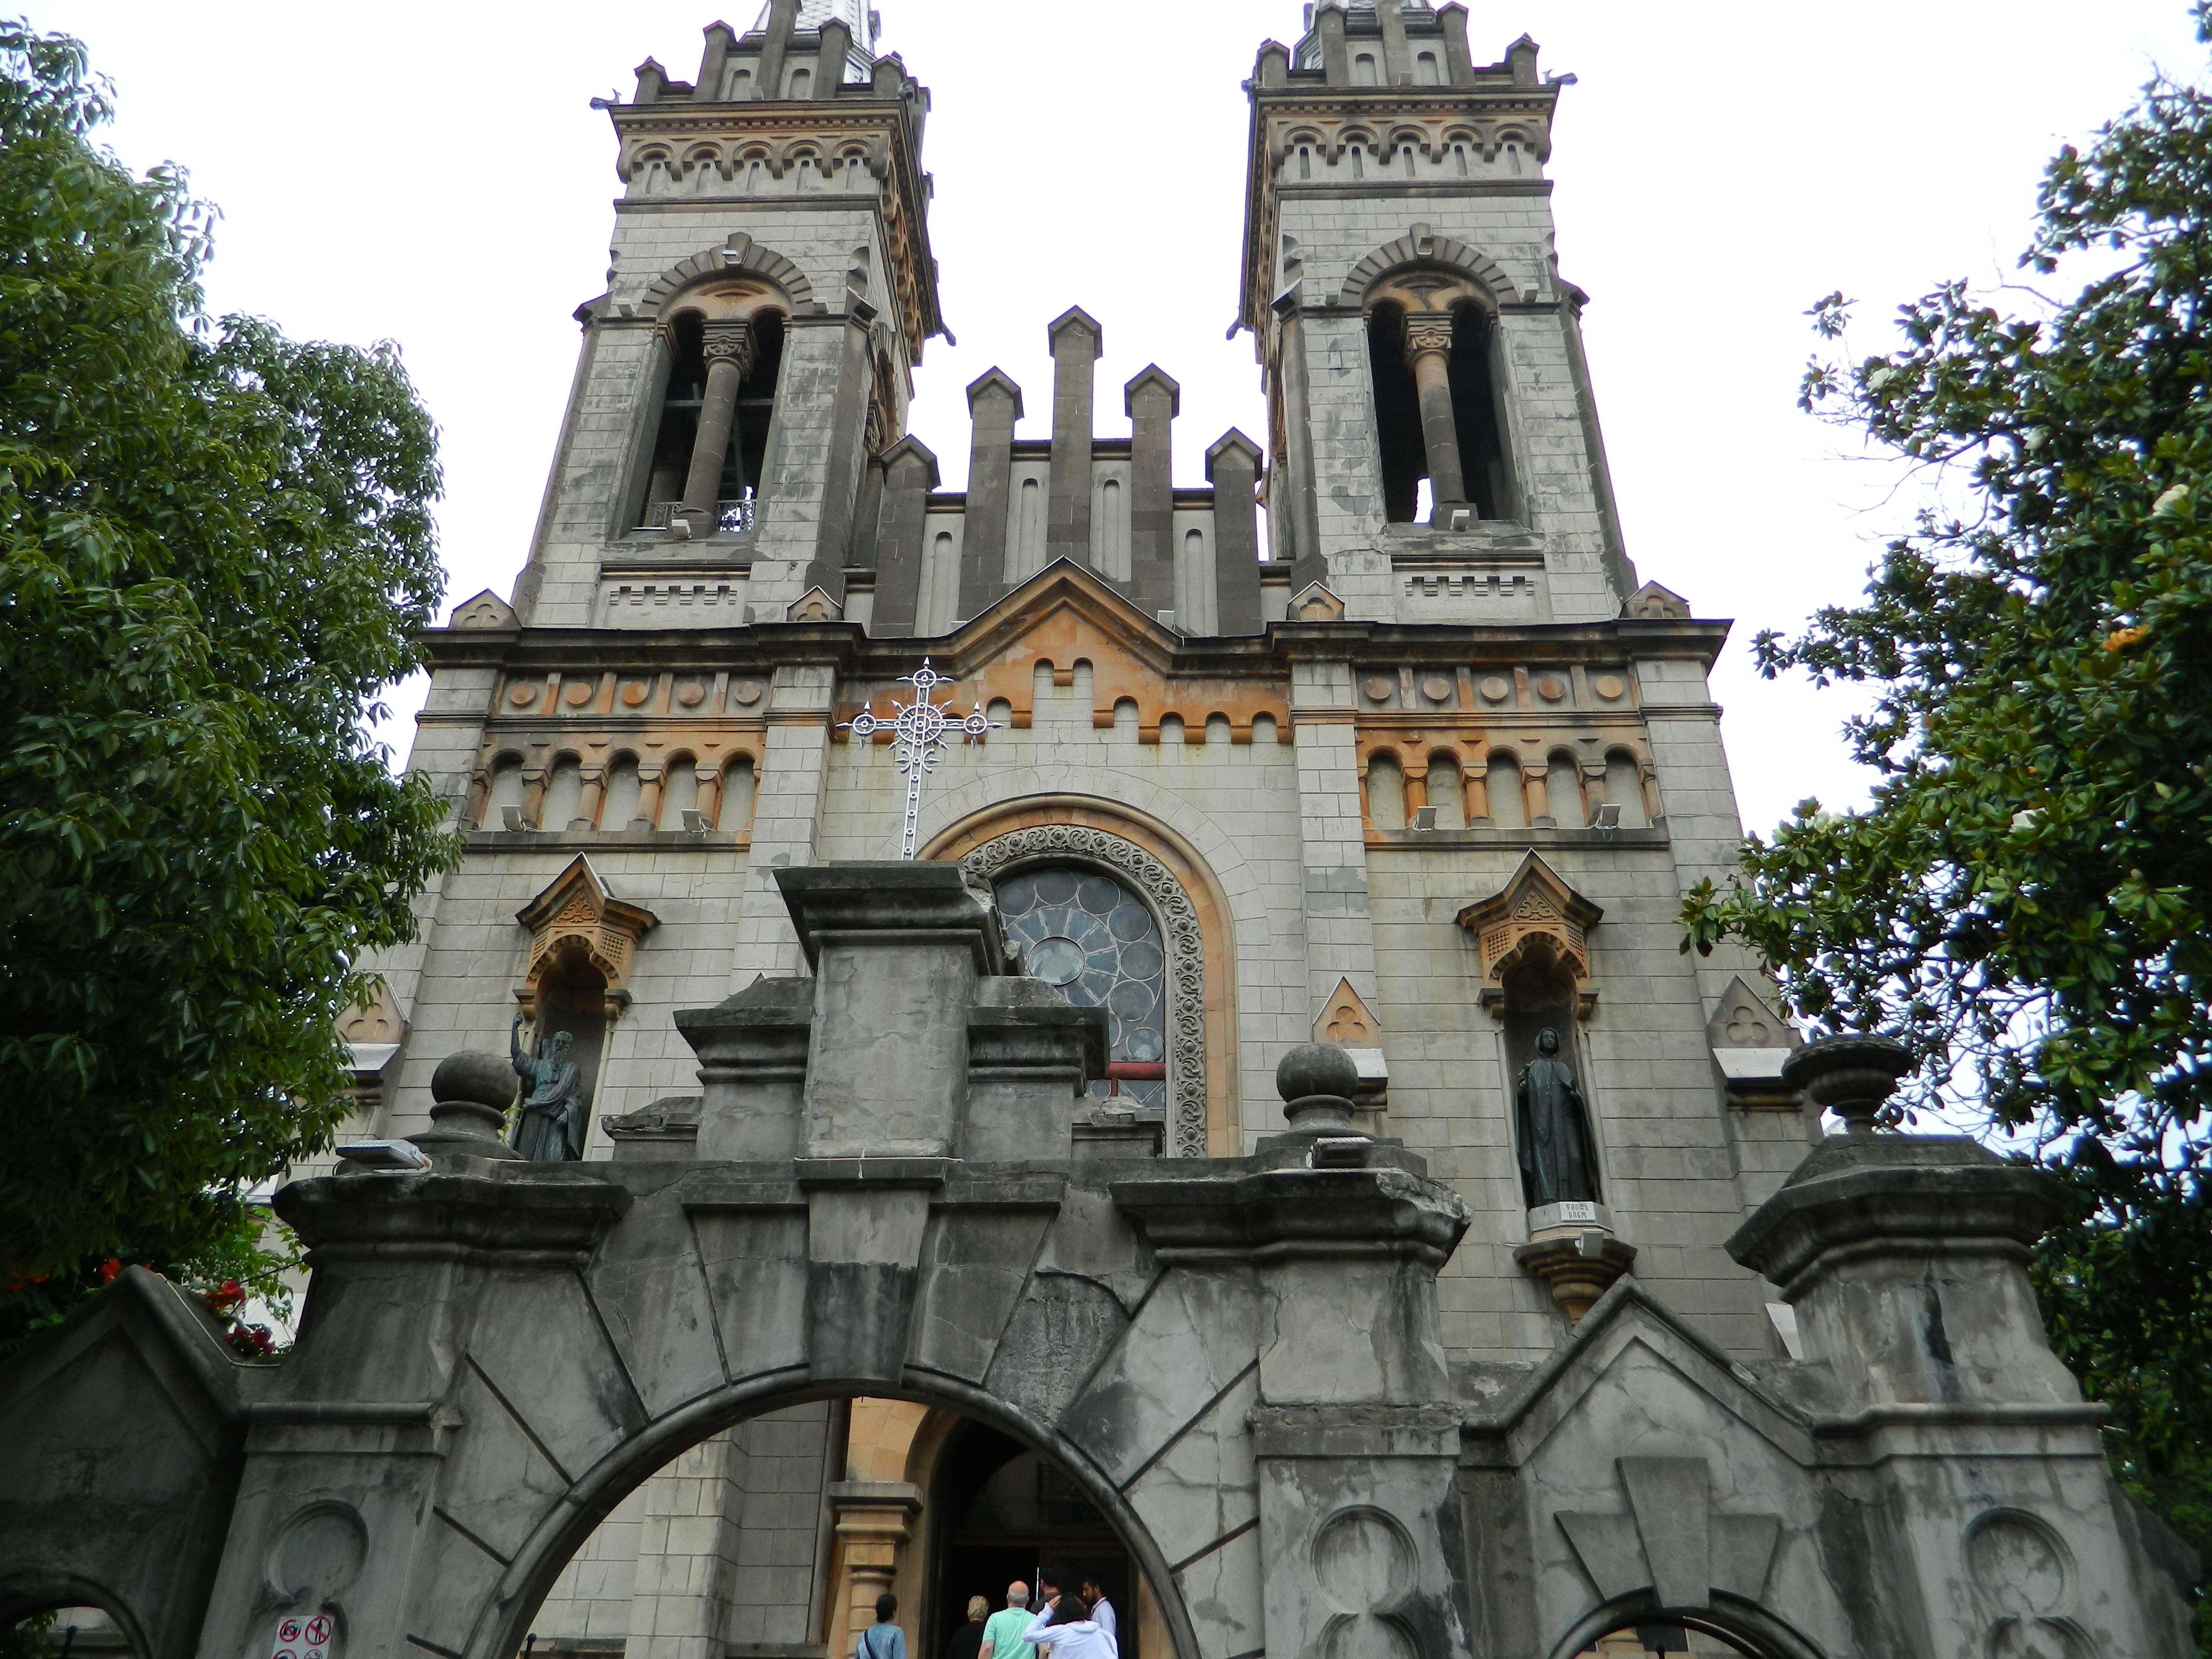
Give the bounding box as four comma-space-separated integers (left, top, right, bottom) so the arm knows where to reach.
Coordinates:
511, 1012, 585, 1162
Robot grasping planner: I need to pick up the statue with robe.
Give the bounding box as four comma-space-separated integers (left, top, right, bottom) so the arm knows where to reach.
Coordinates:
511, 1013, 585, 1162
1515, 1027, 1600, 1207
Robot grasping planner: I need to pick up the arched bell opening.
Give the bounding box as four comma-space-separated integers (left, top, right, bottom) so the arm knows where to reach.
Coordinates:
1365, 278, 1520, 525
637, 307, 789, 535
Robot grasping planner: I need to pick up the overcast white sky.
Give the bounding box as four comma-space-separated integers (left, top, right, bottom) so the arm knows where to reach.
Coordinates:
35, 1, 2208, 837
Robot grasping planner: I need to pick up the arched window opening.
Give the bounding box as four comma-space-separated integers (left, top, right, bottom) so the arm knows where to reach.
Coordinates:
1367, 302, 1426, 526
994, 867, 1167, 1111
1367, 292, 1516, 524
1452, 141, 1470, 175
1486, 751, 1526, 831
722, 755, 757, 835
1400, 143, 1417, 178
659, 757, 700, 831
1365, 751, 1406, 831
1416, 50, 1442, 84
640, 308, 786, 536
1545, 752, 1586, 829
1428, 751, 1464, 827
1353, 52, 1378, 84
601, 755, 643, 830
1604, 750, 1648, 828
786, 67, 811, 98
1447, 301, 1515, 520
1298, 144, 1312, 179
483, 753, 525, 828
542, 755, 585, 831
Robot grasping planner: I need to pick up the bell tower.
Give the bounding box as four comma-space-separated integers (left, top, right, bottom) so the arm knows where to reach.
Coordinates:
1240, 0, 1639, 624
512, 0, 943, 627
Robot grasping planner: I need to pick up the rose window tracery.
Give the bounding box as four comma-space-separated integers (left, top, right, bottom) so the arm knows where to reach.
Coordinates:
994, 866, 1167, 1109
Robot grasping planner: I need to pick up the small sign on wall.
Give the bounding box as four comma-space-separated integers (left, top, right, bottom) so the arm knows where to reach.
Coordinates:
269, 1613, 335, 1659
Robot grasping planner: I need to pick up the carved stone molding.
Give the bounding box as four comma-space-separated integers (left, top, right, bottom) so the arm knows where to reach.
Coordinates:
515, 856, 658, 1018
959, 824, 1207, 1157
1455, 851, 1602, 1017
1401, 312, 1456, 363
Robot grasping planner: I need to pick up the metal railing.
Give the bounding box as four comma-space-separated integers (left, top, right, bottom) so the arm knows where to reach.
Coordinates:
640, 493, 756, 535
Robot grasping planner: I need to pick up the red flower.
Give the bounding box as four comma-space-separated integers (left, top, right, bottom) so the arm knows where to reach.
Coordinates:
99, 1259, 121, 1283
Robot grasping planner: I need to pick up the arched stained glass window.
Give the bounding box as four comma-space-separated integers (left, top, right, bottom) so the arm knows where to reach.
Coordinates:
995, 866, 1167, 1109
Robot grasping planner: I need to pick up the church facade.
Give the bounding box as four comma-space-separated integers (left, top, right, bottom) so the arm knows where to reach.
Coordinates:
235, 4, 2203, 1659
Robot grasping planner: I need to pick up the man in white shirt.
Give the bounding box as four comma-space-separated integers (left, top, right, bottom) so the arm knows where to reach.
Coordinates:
1079, 1579, 1116, 1644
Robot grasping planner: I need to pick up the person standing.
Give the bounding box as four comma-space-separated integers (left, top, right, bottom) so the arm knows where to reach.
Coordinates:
1014, 1589, 1115, 1659
949, 1597, 989, 1659
858, 1594, 906, 1659
980, 1582, 1031, 1659
1078, 1579, 1116, 1646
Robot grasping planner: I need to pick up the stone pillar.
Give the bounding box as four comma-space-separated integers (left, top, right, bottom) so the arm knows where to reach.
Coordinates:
818, 17, 853, 92
1045, 307, 1102, 567
1728, 1036, 2172, 1659
776, 863, 1006, 1159
958, 369, 1022, 620
729, 664, 836, 983
1125, 366, 1179, 616
194, 1165, 629, 1659
869, 436, 938, 635
1271, 287, 1323, 567
1114, 1051, 1476, 1659
1438, 3, 1476, 86
1375, 0, 1412, 84
825, 1483, 922, 1659
1289, 660, 1384, 1120
697, 20, 735, 100
680, 321, 755, 521
1205, 429, 1264, 636
816, 300, 879, 569
1402, 313, 1466, 511
755, 0, 799, 99
1316, 0, 1349, 84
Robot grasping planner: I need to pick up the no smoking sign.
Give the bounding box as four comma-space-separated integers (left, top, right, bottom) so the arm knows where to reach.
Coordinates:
268, 1613, 336, 1659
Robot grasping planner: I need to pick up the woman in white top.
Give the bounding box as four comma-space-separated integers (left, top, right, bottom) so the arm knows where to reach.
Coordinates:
1016, 1593, 1118, 1659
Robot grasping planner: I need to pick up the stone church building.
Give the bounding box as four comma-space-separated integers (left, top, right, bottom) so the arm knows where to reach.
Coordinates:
3, 5, 2195, 1659
365, 1, 1827, 1649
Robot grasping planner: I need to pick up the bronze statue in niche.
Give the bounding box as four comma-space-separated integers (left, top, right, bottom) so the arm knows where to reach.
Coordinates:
511, 1013, 585, 1162
1515, 1027, 1600, 1206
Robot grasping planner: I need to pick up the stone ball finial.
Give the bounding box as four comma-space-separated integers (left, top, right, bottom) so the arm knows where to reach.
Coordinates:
1782, 1034, 1913, 1137
417, 1050, 523, 1159
433, 1050, 518, 1112
1276, 1041, 1360, 1137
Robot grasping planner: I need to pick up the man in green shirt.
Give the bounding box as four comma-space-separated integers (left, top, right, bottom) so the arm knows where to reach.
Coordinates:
979, 1581, 1032, 1659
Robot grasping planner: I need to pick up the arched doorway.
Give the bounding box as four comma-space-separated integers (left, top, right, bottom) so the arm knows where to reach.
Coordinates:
926, 1421, 1133, 1659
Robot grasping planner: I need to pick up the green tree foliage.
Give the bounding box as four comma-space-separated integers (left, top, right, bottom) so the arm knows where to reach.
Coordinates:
1681, 6, 2212, 1621
0, 22, 460, 1332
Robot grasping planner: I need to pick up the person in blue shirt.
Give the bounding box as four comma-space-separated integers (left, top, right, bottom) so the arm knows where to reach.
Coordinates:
858, 1594, 906, 1659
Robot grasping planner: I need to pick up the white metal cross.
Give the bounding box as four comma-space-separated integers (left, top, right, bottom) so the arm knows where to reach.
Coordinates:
841, 659, 999, 859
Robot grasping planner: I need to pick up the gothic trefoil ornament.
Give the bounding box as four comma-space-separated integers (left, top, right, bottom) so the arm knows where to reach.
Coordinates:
842, 658, 998, 859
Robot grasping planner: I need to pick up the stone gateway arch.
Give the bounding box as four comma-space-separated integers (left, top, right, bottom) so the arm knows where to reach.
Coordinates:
0, 864, 2196, 1659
